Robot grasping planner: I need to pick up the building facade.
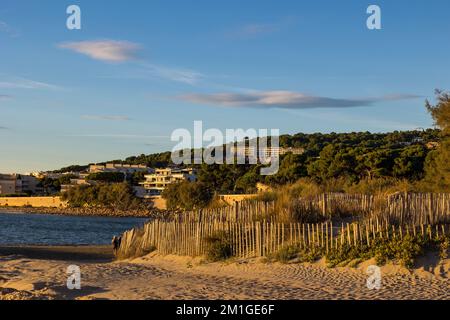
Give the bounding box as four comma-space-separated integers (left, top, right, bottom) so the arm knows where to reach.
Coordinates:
0, 174, 17, 195
139, 168, 197, 197
89, 163, 152, 174
0, 174, 42, 195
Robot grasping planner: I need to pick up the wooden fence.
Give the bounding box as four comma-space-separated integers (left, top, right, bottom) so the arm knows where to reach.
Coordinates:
115, 192, 450, 260
370, 193, 450, 225
172, 193, 450, 225
116, 219, 450, 260
172, 193, 378, 224
173, 201, 276, 223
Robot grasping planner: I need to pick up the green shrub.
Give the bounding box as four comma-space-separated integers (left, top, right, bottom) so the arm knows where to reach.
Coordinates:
204, 232, 233, 262
325, 234, 429, 268
438, 236, 449, 260
270, 245, 300, 263
163, 181, 213, 211
269, 245, 323, 263
61, 183, 143, 210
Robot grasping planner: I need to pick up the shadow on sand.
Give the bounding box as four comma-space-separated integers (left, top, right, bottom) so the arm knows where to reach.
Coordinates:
0, 246, 114, 263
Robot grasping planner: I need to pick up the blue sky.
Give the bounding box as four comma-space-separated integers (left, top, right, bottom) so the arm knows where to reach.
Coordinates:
1, 0, 449, 173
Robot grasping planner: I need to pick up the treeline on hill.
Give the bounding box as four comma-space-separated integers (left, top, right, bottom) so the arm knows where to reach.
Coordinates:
59, 90, 450, 210
98, 129, 441, 194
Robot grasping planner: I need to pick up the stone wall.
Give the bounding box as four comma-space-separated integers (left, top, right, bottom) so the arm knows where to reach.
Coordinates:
0, 197, 67, 208
218, 194, 257, 205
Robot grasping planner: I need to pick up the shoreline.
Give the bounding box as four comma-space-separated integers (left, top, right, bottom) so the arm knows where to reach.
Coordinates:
1, 245, 449, 300
0, 206, 167, 218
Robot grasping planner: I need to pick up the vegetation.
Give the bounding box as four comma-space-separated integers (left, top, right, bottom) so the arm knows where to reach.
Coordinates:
112, 152, 173, 168
38, 174, 78, 194
326, 234, 450, 269
51, 90, 450, 199
204, 231, 233, 262
86, 172, 125, 183
162, 181, 214, 211
0, 193, 30, 198
51, 165, 89, 173
267, 234, 450, 269
422, 90, 450, 192
61, 183, 143, 210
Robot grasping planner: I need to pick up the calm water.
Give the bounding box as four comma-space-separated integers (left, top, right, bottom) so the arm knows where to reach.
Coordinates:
0, 212, 147, 245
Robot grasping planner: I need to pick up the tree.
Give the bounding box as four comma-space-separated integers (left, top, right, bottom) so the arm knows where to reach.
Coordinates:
393, 145, 427, 179
86, 172, 125, 183
61, 183, 142, 210
423, 90, 450, 191
307, 145, 357, 182
265, 153, 306, 185
356, 149, 394, 179
162, 181, 213, 210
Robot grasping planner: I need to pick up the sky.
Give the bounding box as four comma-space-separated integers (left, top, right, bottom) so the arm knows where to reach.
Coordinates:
1, 0, 450, 173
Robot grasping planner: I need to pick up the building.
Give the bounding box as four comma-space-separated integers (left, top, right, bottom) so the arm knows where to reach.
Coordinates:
60, 176, 92, 193
0, 174, 17, 195
89, 163, 152, 174
261, 146, 305, 157
30, 171, 82, 180
19, 175, 42, 194
139, 168, 197, 197
0, 174, 42, 195
231, 145, 305, 159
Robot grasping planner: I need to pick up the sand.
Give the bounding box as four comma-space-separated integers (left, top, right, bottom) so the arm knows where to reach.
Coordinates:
1, 246, 449, 300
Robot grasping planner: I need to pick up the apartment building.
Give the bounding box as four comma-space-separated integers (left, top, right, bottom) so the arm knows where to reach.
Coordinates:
30, 171, 82, 180
0, 174, 42, 195
0, 174, 17, 195
60, 177, 92, 193
231, 145, 305, 159
89, 163, 152, 174
139, 168, 197, 196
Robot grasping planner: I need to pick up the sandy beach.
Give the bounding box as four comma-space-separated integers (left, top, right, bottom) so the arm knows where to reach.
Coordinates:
1, 246, 449, 300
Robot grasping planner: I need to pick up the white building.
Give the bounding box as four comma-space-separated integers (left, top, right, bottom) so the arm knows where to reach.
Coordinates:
139, 168, 197, 196
230, 145, 305, 159
60, 178, 92, 193
89, 163, 152, 174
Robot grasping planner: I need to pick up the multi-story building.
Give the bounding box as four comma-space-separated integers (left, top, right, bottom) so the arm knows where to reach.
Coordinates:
0, 174, 17, 195
30, 171, 83, 180
89, 163, 152, 174
139, 168, 197, 196
60, 178, 92, 193
230, 144, 305, 160
0, 174, 42, 195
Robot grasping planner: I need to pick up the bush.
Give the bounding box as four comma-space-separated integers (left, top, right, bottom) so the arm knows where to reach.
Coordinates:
62, 183, 143, 210
86, 172, 125, 183
204, 232, 233, 262
325, 234, 427, 268
163, 181, 213, 211
270, 245, 300, 263
268, 245, 323, 264
439, 236, 449, 260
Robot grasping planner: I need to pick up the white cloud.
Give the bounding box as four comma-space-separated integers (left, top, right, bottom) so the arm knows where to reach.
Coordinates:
141, 63, 204, 85
180, 90, 421, 110
0, 78, 60, 90
81, 115, 131, 121
58, 40, 141, 62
